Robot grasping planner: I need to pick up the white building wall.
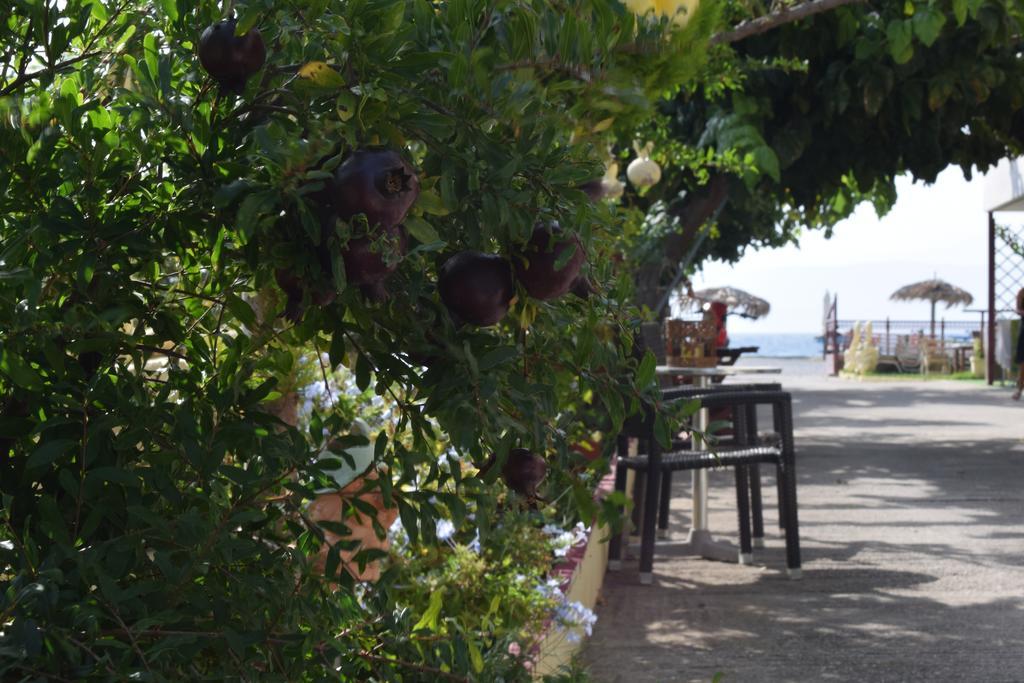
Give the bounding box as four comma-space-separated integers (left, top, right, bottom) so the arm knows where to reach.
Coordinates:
983, 157, 1024, 212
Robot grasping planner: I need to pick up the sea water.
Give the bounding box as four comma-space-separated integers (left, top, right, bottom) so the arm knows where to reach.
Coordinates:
727, 332, 822, 358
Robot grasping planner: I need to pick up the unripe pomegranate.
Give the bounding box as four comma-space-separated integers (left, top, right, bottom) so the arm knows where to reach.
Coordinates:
513, 223, 585, 301
197, 18, 266, 93
438, 251, 514, 326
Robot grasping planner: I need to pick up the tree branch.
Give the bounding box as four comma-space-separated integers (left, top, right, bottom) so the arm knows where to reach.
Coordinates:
634, 173, 730, 313
0, 50, 103, 97
711, 0, 869, 46
359, 651, 469, 682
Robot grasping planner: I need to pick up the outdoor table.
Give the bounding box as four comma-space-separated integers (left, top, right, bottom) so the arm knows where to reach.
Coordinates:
648, 364, 782, 573
715, 346, 760, 366
950, 344, 973, 373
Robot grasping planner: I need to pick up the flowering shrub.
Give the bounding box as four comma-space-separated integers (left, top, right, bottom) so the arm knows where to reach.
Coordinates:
389, 511, 592, 676
0, 0, 717, 678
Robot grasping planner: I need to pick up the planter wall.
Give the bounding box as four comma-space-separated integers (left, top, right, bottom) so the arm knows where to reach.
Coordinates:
532, 467, 616, 678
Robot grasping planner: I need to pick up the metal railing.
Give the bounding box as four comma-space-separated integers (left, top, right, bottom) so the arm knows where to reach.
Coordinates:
834, 318, 982, 356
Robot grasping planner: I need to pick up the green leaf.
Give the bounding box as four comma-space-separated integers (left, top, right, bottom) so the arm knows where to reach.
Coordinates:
635, 350, 656, 390
467, 639, 484, 673
413, 189, 449, 216
224, 294, 257, 328
912, 7, 946, 47
143, 32, 159, 84
235, 10, 261, 36
886, 20, 914, 64
952, 0, 968, 26
862, 73, 889, 116
336, 91, 357, 121
477, 346, 518, 372
26, 439, 76, 470
88, 0, 108, 21
355, 354, 371, 392
653, 413, 672, 450
114, 24, 136, 50
413, 589, 445, 631
1, 351, 42, 389
553, 241, 578, 271
397, 497, 419, 544
750, 146, 780, 182
403, 216, 441, 245
158, 0, 179, 21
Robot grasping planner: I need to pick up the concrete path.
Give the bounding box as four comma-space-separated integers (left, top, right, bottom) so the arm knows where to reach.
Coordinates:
583, 360, 1024, 683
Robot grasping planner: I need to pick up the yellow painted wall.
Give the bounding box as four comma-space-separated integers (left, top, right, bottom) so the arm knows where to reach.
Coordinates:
533, 523, 610, 678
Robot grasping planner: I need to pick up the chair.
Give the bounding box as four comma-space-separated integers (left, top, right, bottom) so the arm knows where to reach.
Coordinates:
920, 338, 950, 375
608, 389, 801, 580
655, 383, 784, 548
894, 338, 921, 374
619, 383, 786, 553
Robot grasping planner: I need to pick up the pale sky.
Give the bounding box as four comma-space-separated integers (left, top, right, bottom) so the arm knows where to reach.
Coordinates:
692, 166, 1005, 334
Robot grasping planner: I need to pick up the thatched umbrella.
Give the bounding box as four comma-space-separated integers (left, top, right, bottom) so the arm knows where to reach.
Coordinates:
889, 278, 973, 338
680, 286, 771, 319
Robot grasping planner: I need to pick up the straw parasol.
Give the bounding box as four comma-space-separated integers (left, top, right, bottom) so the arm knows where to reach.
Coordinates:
889, 278, 973, 338
680, 286, 771, 319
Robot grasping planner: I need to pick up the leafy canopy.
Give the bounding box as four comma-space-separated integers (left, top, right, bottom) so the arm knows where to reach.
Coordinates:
617, 0, 1024, 310
0, 0, 716, 678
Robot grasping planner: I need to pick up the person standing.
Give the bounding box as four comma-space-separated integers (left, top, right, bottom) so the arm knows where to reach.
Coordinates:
1014, 287, 1024, 400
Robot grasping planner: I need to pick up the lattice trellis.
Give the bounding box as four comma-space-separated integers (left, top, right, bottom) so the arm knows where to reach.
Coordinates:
996, 223, 1024, 313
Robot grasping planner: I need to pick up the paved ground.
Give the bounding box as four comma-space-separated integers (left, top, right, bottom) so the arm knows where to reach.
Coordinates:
583, 359, 1024, 683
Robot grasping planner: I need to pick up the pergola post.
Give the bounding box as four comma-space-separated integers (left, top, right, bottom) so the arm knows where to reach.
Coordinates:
987, 211, 996, 385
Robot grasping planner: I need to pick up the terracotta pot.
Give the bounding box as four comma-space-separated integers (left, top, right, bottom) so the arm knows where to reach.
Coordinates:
307, 469, 398, 582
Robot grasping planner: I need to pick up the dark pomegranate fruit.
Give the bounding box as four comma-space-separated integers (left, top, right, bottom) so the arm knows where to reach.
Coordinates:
569, 274, 594, 300
502, 448, 547, 497
275, 268, 305, 322
275, 267, 337, 322
331, 149, 420, 229
438, 251, 514, 326
342, 224, 408, 286
198, 19, 266, 93
513, 223, 585, 301
580, 179, 605, 202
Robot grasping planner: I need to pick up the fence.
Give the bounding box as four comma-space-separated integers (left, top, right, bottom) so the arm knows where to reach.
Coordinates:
833, 318, 983, 356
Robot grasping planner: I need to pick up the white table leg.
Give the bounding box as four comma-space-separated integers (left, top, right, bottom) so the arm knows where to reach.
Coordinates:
691, 375, 710, 529
676, 375, 742, 563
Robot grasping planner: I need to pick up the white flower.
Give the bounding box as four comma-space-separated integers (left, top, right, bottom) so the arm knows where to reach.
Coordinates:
571, 522, 590, 546
543, 522, 590, 557
541, 523, 562, 537
534, 578, 564, 600
553, 599, 598, 642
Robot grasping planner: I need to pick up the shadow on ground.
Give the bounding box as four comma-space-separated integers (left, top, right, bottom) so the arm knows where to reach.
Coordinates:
583, 377, 1024, 683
